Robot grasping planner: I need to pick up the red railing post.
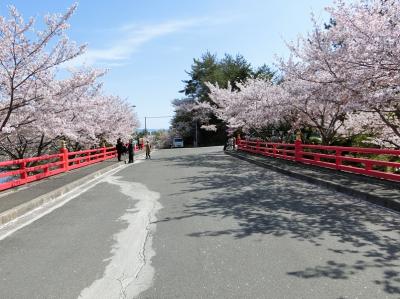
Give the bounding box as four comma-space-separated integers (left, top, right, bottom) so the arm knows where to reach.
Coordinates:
295, 131, 302, 162
365, 161, 373, 172
102, 146, 107, 160
256, 139, 260, 154
43, 164, 49, 177
60, 140, 69, 171
335, 149, 342, 170
20, 161, 27, 182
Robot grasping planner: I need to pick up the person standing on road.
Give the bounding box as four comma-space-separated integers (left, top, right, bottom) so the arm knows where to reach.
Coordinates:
116, 138, 124, 162
128, 139, 134, 163
145, 141, 151, 159
223, 135, 229, 151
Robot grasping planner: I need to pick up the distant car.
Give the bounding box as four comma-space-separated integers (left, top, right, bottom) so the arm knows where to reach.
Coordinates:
172, 137, 184, 148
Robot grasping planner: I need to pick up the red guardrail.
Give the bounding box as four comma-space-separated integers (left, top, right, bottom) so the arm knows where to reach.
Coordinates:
237, 139, 400, 182
0, 146, 118, 191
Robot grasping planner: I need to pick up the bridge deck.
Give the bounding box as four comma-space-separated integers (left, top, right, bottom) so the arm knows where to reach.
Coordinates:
0, 147, 399, 298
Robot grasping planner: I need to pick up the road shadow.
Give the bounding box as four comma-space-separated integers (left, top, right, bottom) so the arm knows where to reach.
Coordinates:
157, 149, 400, 296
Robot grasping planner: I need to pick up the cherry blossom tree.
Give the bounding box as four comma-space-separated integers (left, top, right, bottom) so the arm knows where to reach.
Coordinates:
0, 67, 139, 158
0, 5, 140, 159
329, 0, 400, 147
87, 94, 139, 147
0, 4, 85, 136
205, 78, 291, 137
281, 67, 355, 144
282, 0, 400, 147
201, 0, 400, 147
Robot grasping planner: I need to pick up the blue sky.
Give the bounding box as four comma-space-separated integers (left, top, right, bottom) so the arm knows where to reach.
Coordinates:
1, 0, 333, 129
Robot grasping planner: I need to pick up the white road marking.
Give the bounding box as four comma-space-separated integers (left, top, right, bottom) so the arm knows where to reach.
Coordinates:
78, 176, 162, 299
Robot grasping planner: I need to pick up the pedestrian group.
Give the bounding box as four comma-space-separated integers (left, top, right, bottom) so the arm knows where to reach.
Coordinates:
116, 138, 151, 163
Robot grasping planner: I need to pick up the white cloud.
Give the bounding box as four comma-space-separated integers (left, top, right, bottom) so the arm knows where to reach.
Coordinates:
66, 15, 236, 68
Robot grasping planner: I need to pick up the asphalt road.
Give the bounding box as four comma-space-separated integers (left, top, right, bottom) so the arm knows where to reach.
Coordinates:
0, 147, 399, 299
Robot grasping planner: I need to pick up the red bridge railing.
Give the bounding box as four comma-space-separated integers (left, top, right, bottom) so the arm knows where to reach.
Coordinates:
237, 139, 400, 182
0, 146, 118, 192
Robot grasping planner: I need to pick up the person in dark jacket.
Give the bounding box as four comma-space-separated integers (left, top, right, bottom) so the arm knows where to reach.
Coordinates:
223, 135, 229, 151
116, 138, 124, 161
127, 139, 134, 163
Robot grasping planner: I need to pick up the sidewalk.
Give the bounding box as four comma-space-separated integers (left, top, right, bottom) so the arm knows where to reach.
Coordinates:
0, 159, 124, 225
226, 150, 400, 212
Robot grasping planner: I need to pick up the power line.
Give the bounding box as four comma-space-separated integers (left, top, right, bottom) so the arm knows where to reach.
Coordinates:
144, 115, 172, 119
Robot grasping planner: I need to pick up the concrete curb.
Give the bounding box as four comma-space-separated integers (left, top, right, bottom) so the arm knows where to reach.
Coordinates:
0, 161, 125, 226
225, 150, 400, 213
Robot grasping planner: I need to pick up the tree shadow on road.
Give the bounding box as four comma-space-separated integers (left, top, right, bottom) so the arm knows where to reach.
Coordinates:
157, 150, 400, 296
